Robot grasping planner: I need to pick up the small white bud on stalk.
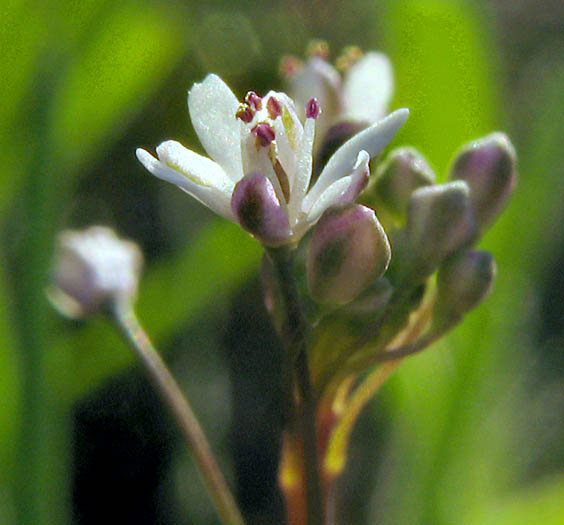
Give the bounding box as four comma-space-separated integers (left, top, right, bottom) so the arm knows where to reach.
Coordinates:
48, 226, 142, 319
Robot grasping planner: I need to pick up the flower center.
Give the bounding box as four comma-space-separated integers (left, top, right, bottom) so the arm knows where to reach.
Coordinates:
235, 92, 321, 206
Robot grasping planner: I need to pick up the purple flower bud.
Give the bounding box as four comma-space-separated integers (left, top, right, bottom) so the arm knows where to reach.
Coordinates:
433, 250, 496, 329
307, 203, 391, 305
403, 181, 477, 281
245, 91, 262, 111
449, 133, 517, 232
371, 147, 435, 220
266, 96, 282, 119
306, 97, 321, 119
231, 173, 292, 247
251, 123, 275, 147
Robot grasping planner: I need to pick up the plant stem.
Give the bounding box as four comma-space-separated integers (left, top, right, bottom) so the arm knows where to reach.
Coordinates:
113, 302, 245, 525
267, 247, 324, 525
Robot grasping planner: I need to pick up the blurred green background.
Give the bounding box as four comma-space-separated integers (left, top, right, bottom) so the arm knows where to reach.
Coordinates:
1, 0, 563, 523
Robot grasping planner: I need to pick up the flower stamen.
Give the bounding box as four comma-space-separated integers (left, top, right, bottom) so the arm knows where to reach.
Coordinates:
279, 55, 303, 78
245, 91, 263, 111
306, 98, 321, 119
336, 45, 364, 72
252, 123, 275, 147
306, 39, 329, 60
267, 96, 282, 119
272, 158, 291, 203
236, 103, 254, 123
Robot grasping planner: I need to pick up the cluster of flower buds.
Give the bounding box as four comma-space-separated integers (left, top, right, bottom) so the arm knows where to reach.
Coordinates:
304, 131, 516, 390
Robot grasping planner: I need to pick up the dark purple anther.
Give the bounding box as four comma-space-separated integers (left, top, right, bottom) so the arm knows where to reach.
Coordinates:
236, 104, 254, 123
252, 123, 275, 147
246, 91, 262, 111
306, 97, 321, 119
267, 96, 282, 119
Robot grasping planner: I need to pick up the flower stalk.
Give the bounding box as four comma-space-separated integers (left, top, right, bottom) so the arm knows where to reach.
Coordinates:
112, 302, 245, 525
267, 247, 324, 525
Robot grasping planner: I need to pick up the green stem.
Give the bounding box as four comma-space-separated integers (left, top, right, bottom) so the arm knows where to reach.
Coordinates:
113, 302, 245, 525
267, 247, 324, 525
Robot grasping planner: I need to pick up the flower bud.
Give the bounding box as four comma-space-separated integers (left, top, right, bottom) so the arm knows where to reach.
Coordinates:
449, 132, 517, 232
402, 181, 477, 281
433, 250, 496, 329
231, 172, 292, 247
371, 147, 435, 220
307, 203, 391, 305
340, 278, 393, 319
48, 226, 143, 319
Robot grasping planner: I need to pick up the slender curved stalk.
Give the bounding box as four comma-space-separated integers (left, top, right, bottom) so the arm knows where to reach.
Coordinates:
324, 360, 404, 479
112, 302, 245, 525
267, 247, 324, 525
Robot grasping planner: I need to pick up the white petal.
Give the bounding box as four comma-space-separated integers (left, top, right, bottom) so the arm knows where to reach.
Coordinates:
272, 116, 297, 189
305, 108, 409, 208
302, 150, 369, 221
304, 176, 353, 226
136, 148, 235, 220
343, 52, 394, 123
156, 140, 233, 192
188, 74, 243, 181
287, 117, 315, 225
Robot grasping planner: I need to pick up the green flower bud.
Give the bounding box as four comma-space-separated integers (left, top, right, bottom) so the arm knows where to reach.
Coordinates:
433, 250, 496, 329
402, 181, 477, 282
449, 132, 517, 232
307, 203, 391, 305
371, 147, 435, 221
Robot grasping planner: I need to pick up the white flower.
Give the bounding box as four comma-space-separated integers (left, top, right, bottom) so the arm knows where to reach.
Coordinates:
136, 74, 408, 246
283, 46, 394, 143
48, 226, 143, 318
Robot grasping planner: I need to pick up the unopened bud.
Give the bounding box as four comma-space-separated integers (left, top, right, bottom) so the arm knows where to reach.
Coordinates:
449, 133, 517, 232
403, 181, 477, 281
341, 278, 393, 318
371, 147, 435, 221
48, 226, 143, 319
433, 250, 496, 329
231, 173, 292, 247
307, 204, 391, 305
